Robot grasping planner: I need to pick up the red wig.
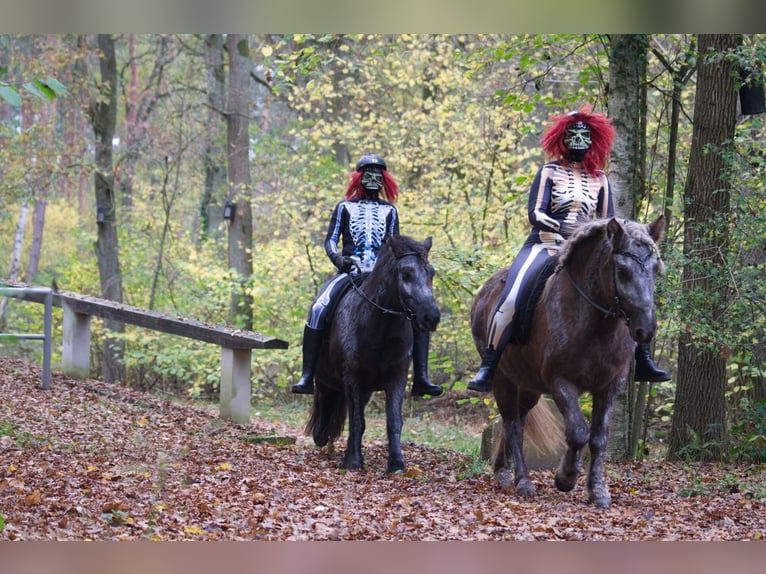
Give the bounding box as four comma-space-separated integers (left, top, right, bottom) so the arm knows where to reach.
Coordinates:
540, 105, 615, 175
345, 170, 399, 202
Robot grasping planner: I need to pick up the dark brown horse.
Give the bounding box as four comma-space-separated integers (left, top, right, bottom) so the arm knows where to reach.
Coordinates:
306, 235, 441, 472
471, 216, 665, 506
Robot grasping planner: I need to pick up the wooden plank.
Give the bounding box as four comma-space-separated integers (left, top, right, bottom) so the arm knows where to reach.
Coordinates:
58, 292, 287, 349
1, 282, 287, 350
59, 292, 287, 349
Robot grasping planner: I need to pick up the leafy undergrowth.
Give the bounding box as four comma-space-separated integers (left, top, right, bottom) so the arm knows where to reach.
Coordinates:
0, 358, 764, 541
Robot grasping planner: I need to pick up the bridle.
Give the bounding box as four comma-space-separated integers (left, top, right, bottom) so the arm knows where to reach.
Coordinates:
563, 248, 654, 325
348, 251, 421, 320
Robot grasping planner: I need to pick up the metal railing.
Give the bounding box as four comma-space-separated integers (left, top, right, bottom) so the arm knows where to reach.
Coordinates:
0, 286, 52, 389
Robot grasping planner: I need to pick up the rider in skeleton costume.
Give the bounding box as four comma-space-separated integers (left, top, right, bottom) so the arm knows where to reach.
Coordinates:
468, 107, 670, 392
292, 154, 444, 397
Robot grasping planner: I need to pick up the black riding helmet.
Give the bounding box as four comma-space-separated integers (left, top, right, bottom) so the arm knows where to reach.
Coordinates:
356, 154, 386, 193
356, 154, 387, 172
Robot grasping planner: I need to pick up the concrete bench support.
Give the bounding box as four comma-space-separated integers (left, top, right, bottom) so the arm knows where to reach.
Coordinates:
220, 348, 253, 425
62, 302, 92, 379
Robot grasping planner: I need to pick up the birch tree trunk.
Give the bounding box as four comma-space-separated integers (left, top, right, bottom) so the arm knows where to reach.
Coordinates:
0, 202, 30, 328
606, 34, 649, 461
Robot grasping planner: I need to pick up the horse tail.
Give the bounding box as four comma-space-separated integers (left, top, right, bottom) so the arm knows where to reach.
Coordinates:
305, 386, 346, 447
493, 399, 566, 467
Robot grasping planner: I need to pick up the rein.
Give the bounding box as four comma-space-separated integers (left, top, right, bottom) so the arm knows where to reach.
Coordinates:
563, 265, 624, 320
562, 248, 653, 323
348, 251, 420, 320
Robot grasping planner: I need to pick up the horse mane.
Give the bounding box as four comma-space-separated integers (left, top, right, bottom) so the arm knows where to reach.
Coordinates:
555, 217, 664, 274
375, 235, 429, 270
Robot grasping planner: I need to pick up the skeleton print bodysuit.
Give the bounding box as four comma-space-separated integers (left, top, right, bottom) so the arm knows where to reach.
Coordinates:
306, 197, 399, 329
485, 160, 613, 350
325, 198, 399, 273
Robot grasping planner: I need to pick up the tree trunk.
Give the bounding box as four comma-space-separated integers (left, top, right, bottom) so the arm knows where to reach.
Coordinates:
91, 33, 125, 383
226, 34, 254, 330
668, 34, 742, 461
201, 34, 228, 242
606, 34, 649, 461
25, 198, 47, 282
0, 202, 30, 328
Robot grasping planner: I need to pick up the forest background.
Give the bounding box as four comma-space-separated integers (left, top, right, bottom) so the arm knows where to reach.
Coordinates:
1, 34, 765, 464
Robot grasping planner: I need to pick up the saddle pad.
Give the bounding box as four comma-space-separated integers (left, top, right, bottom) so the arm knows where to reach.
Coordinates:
508, 254, 559, 345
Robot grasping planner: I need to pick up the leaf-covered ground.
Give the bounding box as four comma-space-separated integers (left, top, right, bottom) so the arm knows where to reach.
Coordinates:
1, 357, 764, 541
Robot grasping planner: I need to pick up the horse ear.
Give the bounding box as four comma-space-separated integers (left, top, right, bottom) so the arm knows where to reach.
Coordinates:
423, 236, 433, 252
605, 217, 625, 245
647, 214, 666, 243
387, 234, 402, 251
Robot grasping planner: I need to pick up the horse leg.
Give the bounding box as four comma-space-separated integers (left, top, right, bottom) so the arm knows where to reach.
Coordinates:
551, 380, 590, 493
586, 389, 619, 507
495, 389, 537, 496
385, 383, 406, 473
343, 385, 366, 470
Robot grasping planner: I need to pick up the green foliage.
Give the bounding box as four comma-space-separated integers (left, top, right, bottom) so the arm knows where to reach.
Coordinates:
677, 463, 766, 499
729, 398, 766, 463
0, 64, 65, 106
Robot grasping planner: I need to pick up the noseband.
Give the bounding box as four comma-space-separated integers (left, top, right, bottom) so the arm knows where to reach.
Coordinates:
348, 251, 421, 319
563, 248, 654, 325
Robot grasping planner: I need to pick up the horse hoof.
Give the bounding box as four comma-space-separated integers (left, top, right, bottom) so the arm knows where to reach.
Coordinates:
515, 478, 536, 497
554, 472, 578, 492
588, 494, 611, 508
588, 487, 611, 507
344, 458, 364, 471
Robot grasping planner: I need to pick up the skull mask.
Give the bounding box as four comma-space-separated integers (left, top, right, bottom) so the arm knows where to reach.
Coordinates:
361, 167, 384, 192
564, 121, 592, 151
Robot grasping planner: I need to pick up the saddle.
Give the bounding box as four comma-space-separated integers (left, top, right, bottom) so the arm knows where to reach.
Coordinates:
507, 254, 559, 345
323, 272, 369, 328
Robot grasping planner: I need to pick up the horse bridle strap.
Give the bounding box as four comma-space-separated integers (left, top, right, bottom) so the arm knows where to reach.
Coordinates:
347, 251, 421, 320
562, 264, 625, 321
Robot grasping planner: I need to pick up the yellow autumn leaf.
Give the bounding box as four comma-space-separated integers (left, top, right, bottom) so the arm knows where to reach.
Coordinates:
184, 525, 204, 535
138, 418, 147, 427
215, 462, 232, 471
261, 46, 273, 58
8, 464, 16, 473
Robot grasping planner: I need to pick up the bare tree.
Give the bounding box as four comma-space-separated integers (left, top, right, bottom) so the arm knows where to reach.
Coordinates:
226, 34, 254, 329
89, 33, 125, 382
201, 34, 228, 241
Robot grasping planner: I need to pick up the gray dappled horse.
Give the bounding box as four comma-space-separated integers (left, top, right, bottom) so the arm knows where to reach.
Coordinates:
306, 235, 441, 472
471, 216, 665, 507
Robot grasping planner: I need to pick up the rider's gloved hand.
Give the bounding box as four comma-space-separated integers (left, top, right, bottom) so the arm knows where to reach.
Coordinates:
332, 254, 356, 272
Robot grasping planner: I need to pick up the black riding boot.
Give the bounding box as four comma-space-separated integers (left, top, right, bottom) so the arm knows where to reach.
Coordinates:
467, 346, 501, 392
411, 330, 443, 397
291, 325, 324, 394
634, 343, 671, 382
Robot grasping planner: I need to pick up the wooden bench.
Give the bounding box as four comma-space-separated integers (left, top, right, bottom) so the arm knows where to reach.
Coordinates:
1, 282, 288, 424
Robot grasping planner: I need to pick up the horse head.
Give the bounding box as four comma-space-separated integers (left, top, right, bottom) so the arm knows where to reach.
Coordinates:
557, 215, 665, 344
384, 235, 441, 333
606, 215, 666, 344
